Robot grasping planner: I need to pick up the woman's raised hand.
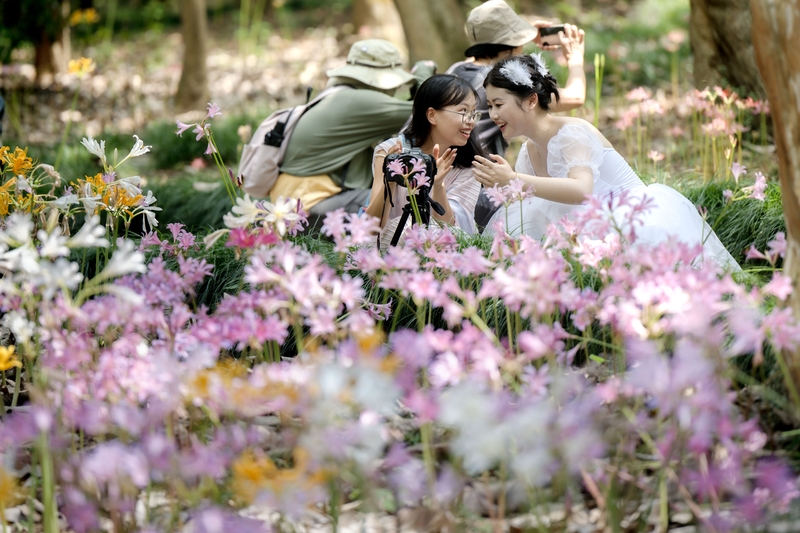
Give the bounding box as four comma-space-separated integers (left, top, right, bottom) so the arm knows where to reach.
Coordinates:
558, 24, 585, 63
472, 154, 516, 187
431, 144, 457, 186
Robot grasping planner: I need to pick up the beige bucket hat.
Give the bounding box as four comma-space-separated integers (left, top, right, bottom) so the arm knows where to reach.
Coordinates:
326, 39, 416, 90
464, 0, 538, 57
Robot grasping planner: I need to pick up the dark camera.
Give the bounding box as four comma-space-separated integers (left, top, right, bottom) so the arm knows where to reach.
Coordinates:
382, 148, 437, 188
538, 24, 566, 46
381, 148, 444, 246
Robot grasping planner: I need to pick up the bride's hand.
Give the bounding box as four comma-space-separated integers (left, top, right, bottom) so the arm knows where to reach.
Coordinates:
432, 144, 457, 186
472, 154, 516, 187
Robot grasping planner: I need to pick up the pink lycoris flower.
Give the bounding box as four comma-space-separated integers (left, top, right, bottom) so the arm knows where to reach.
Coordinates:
386, 158, 406, 178
731, 162, 747, 183
166, 222, 184, 240
206, 102, 222, 119
647, 150, 665, 162
723, 189, 733, 202
742, 172, 767, 201
626, 86, 651, 102
176, 230, 197, 250
763, 273, 792, 300
175, 120, 193, 136
193, 123, 208, 141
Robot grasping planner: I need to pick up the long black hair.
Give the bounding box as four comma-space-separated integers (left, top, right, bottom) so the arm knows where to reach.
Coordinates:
484, 55, 561, 111
403, 74, 487, 168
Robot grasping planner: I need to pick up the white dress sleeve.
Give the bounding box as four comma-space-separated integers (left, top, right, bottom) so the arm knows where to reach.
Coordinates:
546, 123, 605, 180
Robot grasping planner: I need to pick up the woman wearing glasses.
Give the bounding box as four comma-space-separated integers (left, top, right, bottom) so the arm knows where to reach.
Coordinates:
365, 74, 486, 248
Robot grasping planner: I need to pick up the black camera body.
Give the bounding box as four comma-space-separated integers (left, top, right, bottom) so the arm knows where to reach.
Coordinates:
382, 148, 437, 188
381, 147, 445, 246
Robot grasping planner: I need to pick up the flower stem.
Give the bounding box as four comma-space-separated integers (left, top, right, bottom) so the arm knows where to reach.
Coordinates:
54, 89, 81, 171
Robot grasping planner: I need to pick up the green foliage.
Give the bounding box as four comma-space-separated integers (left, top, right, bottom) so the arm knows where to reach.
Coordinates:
684, 180, 785, 266
144, 173, 231, 231
144, 114, 251, 170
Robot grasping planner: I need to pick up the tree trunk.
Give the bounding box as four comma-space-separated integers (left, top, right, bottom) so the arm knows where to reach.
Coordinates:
689, 0, 764, 97
175, 0, 209, 113
750, 0, 800, 390
393, 0, 469, 70
352, 0, 407, 59
34, 0, 70, 86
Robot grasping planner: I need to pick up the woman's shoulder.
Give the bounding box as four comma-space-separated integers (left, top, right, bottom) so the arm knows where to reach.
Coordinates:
552, 118, 613, 149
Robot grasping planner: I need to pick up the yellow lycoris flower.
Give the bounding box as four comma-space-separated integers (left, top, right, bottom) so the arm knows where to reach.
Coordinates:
231, 448, 327, 504
0, 178, 17, 216
70, 8, 99, 26
0, 345, 22, 372
67, 57, 95, 78
0, 466, 24, 508
0, 146, 9, 162
5, 148, 33, 176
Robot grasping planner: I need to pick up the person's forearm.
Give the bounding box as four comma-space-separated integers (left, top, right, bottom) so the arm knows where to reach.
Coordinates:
553, 60, 586, 112
365, 184, 386, 220
430, 184, 455, 225
515, 172, 590, 204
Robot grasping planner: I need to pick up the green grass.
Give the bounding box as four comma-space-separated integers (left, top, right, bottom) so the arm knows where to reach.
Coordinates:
144, 172, 233, 232
683, 180, 785, 266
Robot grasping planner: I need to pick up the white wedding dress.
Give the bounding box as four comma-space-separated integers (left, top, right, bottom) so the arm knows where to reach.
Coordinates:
487, 123, 740, 270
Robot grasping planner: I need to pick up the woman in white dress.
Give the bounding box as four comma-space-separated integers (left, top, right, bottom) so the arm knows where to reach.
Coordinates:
365, 74, 484, 249
471, 54, 739, 270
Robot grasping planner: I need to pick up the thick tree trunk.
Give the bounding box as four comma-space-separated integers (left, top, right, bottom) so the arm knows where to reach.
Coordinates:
750, 0, 800, 389
689, 0, 764, 97
393, 0, 470, 70
175, 0, 209, 113
33, 0, 70, 86
352, 0, 407, 58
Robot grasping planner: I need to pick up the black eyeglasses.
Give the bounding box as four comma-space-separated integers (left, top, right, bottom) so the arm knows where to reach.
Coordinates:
440, 109, 482, 124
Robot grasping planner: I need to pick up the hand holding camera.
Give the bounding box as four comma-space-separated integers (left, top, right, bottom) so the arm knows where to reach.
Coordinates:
534, 22, 585, 63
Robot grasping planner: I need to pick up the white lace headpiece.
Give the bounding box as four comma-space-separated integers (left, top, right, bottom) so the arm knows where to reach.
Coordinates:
499, 59, 533, 88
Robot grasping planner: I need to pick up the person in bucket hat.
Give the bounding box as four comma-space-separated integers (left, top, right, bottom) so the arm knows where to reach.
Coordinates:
276, 39, 436, 227
444, 0, 587, 230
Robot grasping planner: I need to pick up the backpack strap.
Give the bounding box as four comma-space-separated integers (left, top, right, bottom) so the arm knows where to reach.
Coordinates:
264, 85, 352, 147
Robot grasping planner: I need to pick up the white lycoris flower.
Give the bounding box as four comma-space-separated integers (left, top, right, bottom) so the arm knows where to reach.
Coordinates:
68, 215, 109, 249
0, 244, 40, 274
499, 59, 534, 88
125, 135, 151, 159
52, 193, 79, 211
81, 136, 107, 165
0, 212, 34, 247
263, 196, 300, 236
15, 176, 32, 194
102, 284, 145, 306
96, 239, 146, 281
202, 228, 229, 249
2, 311, 34, 344
115, 176, 143, 197
353, 367, 401, 414
36, 258, 84, 299
222, 194, 261, 229
79, 183, 104, 215
140, 207, 161, 231
529, 52, 549, 77
37, 228, 70, 258
139, 190, 157, 206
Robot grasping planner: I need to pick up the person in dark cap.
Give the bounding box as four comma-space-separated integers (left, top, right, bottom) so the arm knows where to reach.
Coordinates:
446, 0, 586, 228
